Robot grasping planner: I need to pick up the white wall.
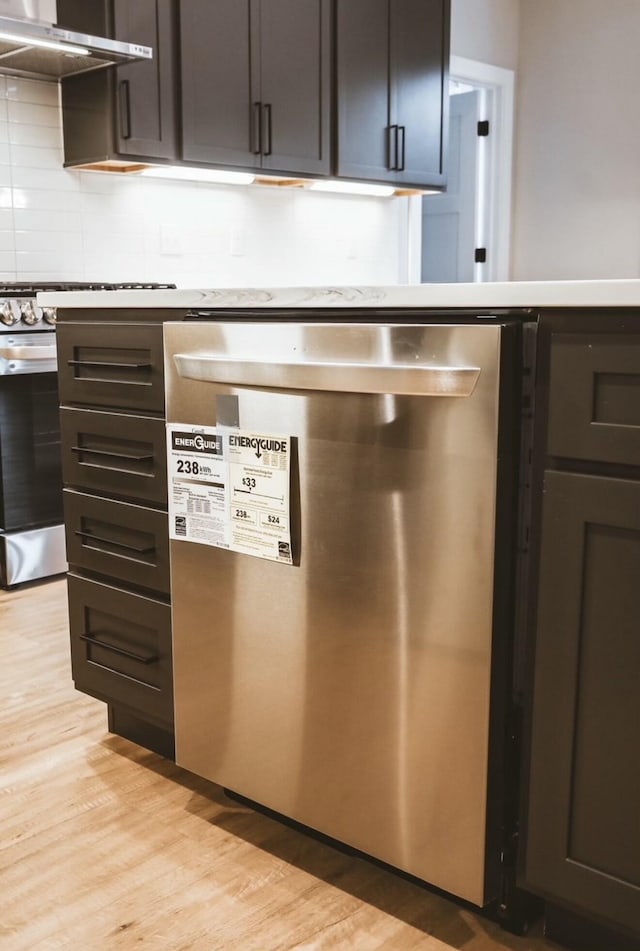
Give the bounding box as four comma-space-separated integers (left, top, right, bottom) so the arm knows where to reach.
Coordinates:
511, 0, 640, 280
0, 76, 409, 287
450, 0, 520, 70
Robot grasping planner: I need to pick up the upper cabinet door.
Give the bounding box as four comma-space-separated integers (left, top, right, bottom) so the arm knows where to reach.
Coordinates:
335, 0, 391, 182
258, 0, 331, 175
180, 0, 260, 168
390, 0, 448, 187
58, 0, 178, 165
336, 0, 449, 189
113, 0, 178, 160
180, 0, 330, 176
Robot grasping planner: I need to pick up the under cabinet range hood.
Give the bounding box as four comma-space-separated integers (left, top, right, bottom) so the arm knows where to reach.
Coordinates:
0, 0, 151, 81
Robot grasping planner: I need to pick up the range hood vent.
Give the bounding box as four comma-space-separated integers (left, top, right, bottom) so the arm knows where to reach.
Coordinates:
0, 1, 151, 81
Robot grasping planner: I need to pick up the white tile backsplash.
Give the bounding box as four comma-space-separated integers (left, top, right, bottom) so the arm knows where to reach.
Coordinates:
9, 144, 65, 169
7, 100, 60, 127
12, 188, 82, 210
14, 229, 82, 252
12, 208, 81, 232
0, 77, 409, 286
4, 77, 59, 106
7, 123, 62, 148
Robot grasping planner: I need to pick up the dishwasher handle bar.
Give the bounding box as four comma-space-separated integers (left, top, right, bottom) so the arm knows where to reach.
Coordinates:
172, 354, 481, 397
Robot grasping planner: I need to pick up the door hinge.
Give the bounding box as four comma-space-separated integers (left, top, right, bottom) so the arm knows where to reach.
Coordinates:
475, 247, 487, 263
477, 120, 490, 136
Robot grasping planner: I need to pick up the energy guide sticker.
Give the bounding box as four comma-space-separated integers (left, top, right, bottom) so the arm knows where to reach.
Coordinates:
166, 424, 293, 565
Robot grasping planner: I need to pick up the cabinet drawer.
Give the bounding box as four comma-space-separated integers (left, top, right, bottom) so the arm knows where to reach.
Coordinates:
68, 573, 173, 726
57, 322, 165, 412
548, 334, 640, 466
64, 490, 169, 594
60, 407, 167, 505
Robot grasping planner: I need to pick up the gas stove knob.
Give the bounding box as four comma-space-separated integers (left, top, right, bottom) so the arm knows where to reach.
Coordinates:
42, 306, 57, 325
20, 300, 39, 325
0, 301, 18, 326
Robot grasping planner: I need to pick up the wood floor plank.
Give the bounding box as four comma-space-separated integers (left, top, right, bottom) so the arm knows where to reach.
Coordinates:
0, 578, 560, 950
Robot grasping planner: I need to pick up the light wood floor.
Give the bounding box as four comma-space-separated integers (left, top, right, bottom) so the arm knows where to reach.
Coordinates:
1, 578, 563, 951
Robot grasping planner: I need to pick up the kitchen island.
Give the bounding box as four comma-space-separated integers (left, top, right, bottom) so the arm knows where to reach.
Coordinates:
44, 281, 640, 951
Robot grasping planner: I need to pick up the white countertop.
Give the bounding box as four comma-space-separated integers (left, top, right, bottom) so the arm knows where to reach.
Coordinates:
37, 279, 640, 310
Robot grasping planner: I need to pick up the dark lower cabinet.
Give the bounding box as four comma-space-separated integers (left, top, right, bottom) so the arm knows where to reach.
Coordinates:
57, 311, 176, 759
336, 0, 449, 188
68, 573, 173, 727
63, 490, 170, 595
526, 471, 640, 936
524, 314, 640, 948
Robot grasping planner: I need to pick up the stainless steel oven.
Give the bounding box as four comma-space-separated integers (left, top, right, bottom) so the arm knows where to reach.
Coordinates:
0, 282, 173, 587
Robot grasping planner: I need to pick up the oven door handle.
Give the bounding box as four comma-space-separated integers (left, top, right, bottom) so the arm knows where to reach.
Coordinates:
0, 344, 57, 360
172, 353, 481, 397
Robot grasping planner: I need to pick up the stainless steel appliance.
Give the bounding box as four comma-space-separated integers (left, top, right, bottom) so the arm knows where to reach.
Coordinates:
0, 281, 174, 587
164, 314, 525, 909
0, 0, 152, 81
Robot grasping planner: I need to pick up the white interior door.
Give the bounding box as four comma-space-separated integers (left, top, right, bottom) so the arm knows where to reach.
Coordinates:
421, 90, 480, 283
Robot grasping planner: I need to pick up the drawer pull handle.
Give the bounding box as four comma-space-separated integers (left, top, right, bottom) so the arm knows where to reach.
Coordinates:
67, 360, 152, 369
80, 633, 158, 665
75, 530, 155, 555
67, 376, 152, 388
70, 446, 154, 463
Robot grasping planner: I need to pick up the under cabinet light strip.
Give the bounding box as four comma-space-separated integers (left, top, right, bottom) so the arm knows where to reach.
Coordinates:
309, 179, 395, 197
0, 31, 90, 55
140, 166, 255, 185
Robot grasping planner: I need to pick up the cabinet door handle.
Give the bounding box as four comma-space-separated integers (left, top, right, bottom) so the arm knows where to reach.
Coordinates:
70, 446, 154, 463
398, 125, 406, 172
80, 633, 158, 665
74, 530, 155, 555
251, 101, 262, 155
119, 80, 131, 140
387, 124, 398, 171
263, 103, 272, 156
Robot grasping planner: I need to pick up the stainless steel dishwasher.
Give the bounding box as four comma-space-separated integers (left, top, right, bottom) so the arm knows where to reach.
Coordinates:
163, 315, 524, 909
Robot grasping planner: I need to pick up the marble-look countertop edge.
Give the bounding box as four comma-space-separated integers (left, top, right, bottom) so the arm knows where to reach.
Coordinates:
37, 280, 640, 310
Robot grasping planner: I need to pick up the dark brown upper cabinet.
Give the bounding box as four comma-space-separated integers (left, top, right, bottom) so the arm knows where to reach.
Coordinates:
179, 0, 331, 177
336, 0, 450, 189
59, 0, 178, 166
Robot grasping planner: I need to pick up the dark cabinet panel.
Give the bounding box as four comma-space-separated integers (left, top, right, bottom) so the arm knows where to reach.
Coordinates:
336, 0, 449, 188
525, 470, 640, 935
57, 322, 165, 413
547, 333, 640, 466
180, 0, 330, 175
112, 0, 178, 159
390, 0, 447, 186
259, 0, 331, 174
180, 0, 256, 168
58, 310, 174, 758
60, 408, 168, 505
59, 0, 178, 165
335, 0, 390, 182
64, 489, 170, 595
68, 573, 173, 726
